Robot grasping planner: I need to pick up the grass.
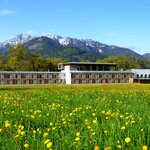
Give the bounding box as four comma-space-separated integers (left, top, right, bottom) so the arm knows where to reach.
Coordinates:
0, 84, 149, 150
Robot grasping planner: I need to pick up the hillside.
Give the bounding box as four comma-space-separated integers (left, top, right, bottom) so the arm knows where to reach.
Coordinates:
0, 33, 149, 61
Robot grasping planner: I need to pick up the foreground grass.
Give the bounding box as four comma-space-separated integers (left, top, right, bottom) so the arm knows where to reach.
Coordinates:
0, 84, 149, 150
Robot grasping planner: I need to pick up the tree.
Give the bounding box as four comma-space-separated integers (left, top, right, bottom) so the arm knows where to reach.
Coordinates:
47, 58, 63, 71
8, 44, 31, 71
30, 54, 47, 71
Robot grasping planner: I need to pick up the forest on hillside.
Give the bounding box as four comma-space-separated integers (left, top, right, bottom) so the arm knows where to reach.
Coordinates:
0, 44, 149, 71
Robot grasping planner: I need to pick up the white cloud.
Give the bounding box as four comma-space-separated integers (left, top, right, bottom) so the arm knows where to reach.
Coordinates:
0, 9, 14, 15
103, 33, 119, 38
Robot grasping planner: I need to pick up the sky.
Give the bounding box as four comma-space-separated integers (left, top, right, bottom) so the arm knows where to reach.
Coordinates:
0, 0, 150, 55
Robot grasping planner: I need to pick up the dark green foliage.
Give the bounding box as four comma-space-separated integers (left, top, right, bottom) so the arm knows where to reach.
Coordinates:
58, 47, 106, 61
24, 37, 64, 57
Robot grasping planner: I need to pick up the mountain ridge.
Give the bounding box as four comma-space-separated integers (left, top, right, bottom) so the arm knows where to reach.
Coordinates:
0, 33, 149, 60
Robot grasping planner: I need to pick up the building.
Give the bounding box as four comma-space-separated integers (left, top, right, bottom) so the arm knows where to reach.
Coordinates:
131, 69, 150, 83
0, 62, 150, 85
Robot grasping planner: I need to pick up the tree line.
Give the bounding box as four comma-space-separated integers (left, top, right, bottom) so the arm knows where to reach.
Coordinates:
0, 44, 149, 71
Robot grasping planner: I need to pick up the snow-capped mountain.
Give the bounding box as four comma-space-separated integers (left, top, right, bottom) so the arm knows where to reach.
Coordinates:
0, 33, 147, 59
0, 33, 35, 53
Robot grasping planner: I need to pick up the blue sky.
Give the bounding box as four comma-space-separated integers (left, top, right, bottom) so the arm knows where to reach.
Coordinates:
0, 0, 150, 54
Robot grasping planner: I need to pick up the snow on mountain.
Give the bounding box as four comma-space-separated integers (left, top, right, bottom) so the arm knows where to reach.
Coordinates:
0, 33, 143, 58
0, 33, 35, 48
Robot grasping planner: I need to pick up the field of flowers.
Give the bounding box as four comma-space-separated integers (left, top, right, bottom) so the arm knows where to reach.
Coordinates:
0, 84, 149, 150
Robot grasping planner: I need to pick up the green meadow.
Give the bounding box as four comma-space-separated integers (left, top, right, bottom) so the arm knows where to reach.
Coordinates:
0, 84, 149, 150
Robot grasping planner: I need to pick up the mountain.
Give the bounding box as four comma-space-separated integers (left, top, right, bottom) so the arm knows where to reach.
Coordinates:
142, 53, 150, 59
0, 33, 35, 54
0, 33, 147, 60
24, 36, 64, 57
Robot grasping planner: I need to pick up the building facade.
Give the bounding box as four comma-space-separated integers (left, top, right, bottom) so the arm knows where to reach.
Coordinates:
0, 62, 150, 85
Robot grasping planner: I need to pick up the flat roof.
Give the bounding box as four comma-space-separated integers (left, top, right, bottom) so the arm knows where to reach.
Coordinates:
69, 71, 133, 74
131, 69, 150, 74
0, 71, 61, 73
59, 62, 117, 66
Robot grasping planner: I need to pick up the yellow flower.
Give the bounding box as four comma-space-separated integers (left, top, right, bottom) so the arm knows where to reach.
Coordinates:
117, 145, 122, 149
43, 132, 48, 137
76, 132, 80, 137
104, 147, 111, 150
75, 137, 80, 141
44, 139, 50, 145
94, 146, 99, 150
19, 125, 24, 130
125, 137, 131, 143
121, 126, 125, 130
93, 120, 97, 124
46, 142, 52, 148
20, 131, 25, 136
92, 113, 96, 117
24, 143, 29, 148
33, 130, 36, 134
49, 122, 53, 126
0, 128, 2, 133
5, 121, 11, 128
143, 145, 148, 150
87, 125, 91, 129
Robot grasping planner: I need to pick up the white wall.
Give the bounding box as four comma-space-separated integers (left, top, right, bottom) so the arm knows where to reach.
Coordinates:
61, 65, 71, 84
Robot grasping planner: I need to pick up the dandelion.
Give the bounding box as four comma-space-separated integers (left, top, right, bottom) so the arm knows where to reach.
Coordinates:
0, 128, 2, 133
87, 125, 91, 129
104, 147, 111, 150
5, 120, 11, 128
20, 131, 25, 136
76, 132, 80, 137
44, 139, 50, 144
94, 146, 99, 150
49, 122, 53, 126
24, 143, 29, 148
125, 137, 131, 143
117, 145, 122, 149
43, 132, 48, 137
33, 130, 36, 134
121, 126, 125, 130
92, 120, 97, 124
46, 142, 52, 149
75, 137, 80, 141
143, 145, 148, 150
92, 113, 96, 117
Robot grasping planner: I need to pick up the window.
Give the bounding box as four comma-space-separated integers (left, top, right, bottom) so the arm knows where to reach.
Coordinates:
0, 74, 4, 79
17, 80, 21, 84
74, 79, 78, 84
48, 74, 52, 78
108, 79, 112, 83
58, 64, 63, 70
108, 74, 112, 79
95, 74, 98, 79
102, 79, 105, 83
0, 80, 4, 84
145, 74, 147, 78
33, 74, 37, 79
92, 65, 96, 71
81, 79, 85, 84
141, 74, 143, 78
98, 65, 103, 71
40, 80, 45, 84
120, 79, 123, 83
95, 79, 99, 84
114, 79, 118, 83
81, 74, 85, 79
